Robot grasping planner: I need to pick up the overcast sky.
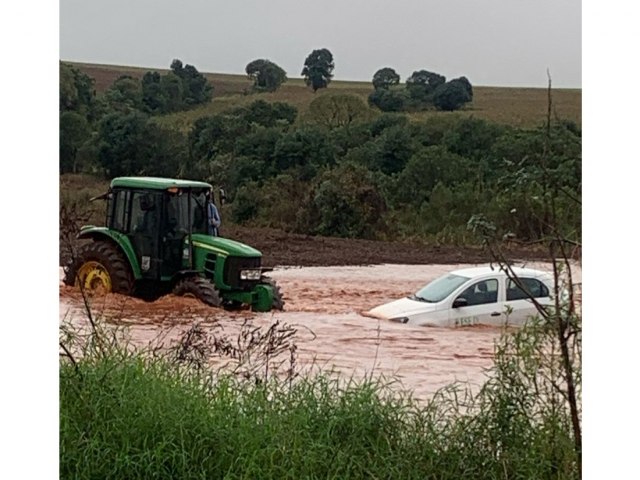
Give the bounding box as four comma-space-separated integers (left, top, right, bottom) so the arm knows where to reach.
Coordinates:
60, 0, 581, 88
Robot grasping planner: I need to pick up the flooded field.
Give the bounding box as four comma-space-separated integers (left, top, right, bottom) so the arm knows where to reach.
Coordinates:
59, 262, 580, 401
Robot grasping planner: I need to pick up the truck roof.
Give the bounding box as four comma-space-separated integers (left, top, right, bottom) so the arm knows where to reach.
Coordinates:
110, 177, 212, 190
451, 266, 552, 279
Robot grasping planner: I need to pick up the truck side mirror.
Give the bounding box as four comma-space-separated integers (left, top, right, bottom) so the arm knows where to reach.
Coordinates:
219, 188, 227, 205
453, 298, 468, 308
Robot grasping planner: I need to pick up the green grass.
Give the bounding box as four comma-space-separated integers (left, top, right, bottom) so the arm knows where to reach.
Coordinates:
60, 316, 580, 479
68, 61, 581, 130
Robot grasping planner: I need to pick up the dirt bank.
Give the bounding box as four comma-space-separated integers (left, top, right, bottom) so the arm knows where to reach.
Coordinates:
61, 223, 550, 269
191, 224, 551, 267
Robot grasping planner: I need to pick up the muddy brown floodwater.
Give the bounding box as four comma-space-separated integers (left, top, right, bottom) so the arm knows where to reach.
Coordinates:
59, 262, 581, 402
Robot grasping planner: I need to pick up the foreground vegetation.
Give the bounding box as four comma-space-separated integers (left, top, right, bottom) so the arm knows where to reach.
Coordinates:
60, 305, 580, 479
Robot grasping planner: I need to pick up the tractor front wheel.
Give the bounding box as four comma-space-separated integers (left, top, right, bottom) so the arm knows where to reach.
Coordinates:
173, 277, 223, 307
261, 276, 285, 311
64, 241, 133, 295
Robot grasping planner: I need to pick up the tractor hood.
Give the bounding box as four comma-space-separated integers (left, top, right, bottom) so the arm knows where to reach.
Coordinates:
189, 233, 262, 258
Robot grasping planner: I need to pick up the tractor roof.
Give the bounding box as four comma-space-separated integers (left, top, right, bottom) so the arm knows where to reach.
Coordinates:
111, 177, 212, 191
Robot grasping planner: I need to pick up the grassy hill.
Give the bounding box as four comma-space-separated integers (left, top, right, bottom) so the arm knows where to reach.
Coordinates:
69, 62, 581, 130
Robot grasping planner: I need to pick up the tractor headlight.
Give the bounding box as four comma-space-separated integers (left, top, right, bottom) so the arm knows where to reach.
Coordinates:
240, 269, 262, 281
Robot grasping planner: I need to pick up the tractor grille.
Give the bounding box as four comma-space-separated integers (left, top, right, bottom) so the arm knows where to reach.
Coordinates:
223, 256, 261, 289
204, 253, 217, 279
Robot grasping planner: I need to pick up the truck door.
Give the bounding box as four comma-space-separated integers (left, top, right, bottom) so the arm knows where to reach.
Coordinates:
504, 277, 551, 325
449, 278, 504, 326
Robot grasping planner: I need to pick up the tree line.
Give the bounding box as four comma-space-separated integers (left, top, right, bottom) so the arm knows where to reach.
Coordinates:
60, 60, 580, 245
244, 50, 473, 112
369, 68, 473, 112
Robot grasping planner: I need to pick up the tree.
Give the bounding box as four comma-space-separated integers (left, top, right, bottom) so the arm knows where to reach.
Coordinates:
450, 76, 473, 100
298, 163, 387, 239
230, 182, 261, 223
370, 125, 414, 175
372, 67, 400, 90
60, 62, 96, 115
97, 111, 150, 177
60, 111, 90, 173
368, 88, 406, 112
143, 126, 188, 177
189, 114, 248, 165
307, 94, 373, 129
432, 80, 472, 111
182, 64, 213, 105
170, 59, 184, 75
406, 70, 446, 103
141, 71, 167, 113
104, 75, 144, 112
234, 127, 284, 178
301, 48, 334, 92
233, 100, 297, 127
160, 73, 185, 112
60, 63, 79, 112
60, 62, 97, 174
97, 111, 185, 178
245, 59, 288, 92
369, 113, 409, 137
442, 117, 504, 160
169, 59, 213, 106
257, 174, 311, 230
392, 146, 471, 207
273, 127, 335, 178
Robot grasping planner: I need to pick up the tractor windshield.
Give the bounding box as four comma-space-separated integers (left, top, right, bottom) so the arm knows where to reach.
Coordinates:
165, 189, 209, 235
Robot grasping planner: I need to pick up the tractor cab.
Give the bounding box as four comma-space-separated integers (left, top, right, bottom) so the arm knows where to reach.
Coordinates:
104, 177, 210, 280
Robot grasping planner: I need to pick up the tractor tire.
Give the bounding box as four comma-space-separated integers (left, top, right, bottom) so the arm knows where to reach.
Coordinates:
262, 276, 285, 311
173, 276, 223, 308
64, 241, 134, 295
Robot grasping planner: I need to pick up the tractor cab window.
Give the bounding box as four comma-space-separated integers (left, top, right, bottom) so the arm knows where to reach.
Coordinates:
190, 190, 208, 234
110, 189, 129, 232
131, 192, 160, 235
164, 189, 209, 236
166, 192, 189, 236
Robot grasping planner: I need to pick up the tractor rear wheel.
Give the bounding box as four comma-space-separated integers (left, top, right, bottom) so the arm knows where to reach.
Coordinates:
64, 241, 133, 295
173, 277, 222, 307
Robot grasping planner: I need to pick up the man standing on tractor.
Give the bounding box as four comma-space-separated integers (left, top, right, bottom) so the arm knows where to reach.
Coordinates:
207, 190, 221, 236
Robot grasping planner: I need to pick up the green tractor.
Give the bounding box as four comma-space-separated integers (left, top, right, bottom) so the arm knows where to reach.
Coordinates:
63, 176, 284, 312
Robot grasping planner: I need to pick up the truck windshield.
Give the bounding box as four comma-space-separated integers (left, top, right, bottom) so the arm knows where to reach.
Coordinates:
412, 274, 470, 303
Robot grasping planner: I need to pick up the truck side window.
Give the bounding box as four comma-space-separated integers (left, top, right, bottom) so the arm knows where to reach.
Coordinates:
507, 278, 550, 300
457, 279, 498, 306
